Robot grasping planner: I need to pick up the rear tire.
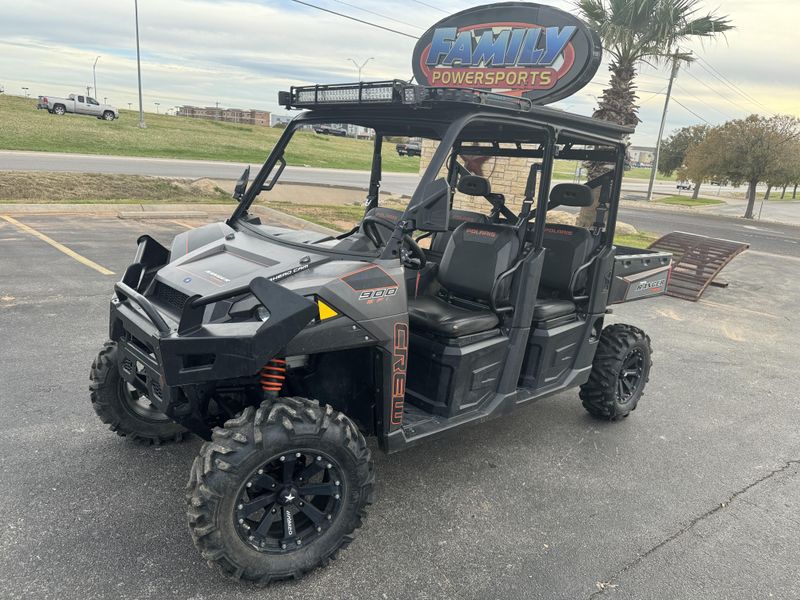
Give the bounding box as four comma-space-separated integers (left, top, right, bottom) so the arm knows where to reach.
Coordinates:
186, 397, 373, 584
89, 341, 188, 444
53, 104, 66, 115
580, 324, 652, 421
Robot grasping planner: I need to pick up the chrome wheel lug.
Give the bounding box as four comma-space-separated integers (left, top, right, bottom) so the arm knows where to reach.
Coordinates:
238, 518, 244, 524
334, 494, 340, 500
316, 456, 322, 461
296, 539, 302, 546
316, 526, 322, 532
281, 543, 287, 550
246, 482, 252, 488
257, 469, 264, 475
279, 456, 286, 462
295, 452, 301, 458
326, 463, 332, 469
326, 514, 332, 520
237, 504, 243, 510
334, 480, 340, 486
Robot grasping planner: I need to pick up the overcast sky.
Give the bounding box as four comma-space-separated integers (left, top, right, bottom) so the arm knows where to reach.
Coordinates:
1, 0, 797, 146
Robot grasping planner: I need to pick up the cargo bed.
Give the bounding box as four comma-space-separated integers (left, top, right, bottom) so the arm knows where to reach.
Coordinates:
608, 246, 673, 304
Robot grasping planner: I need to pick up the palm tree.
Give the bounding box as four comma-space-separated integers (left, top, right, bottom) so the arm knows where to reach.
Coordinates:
575, 0, 732, 225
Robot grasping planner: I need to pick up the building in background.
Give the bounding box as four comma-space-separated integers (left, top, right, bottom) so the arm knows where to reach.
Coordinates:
178, 105, 270, 126
270, 114, 292, 127
628, 146, 655, 167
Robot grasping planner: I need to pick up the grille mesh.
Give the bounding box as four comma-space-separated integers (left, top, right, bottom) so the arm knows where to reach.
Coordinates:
154, 282, 189, 311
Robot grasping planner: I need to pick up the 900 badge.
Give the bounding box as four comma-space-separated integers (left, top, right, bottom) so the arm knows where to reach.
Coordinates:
358, 287, 398, 303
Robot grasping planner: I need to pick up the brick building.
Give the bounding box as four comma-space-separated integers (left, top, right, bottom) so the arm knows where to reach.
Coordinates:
419, 140, 541, 213
178, 105, 270, 127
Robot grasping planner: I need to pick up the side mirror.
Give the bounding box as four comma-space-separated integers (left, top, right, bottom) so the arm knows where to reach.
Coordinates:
409, 178, 449, 232
233, 166, 250, 200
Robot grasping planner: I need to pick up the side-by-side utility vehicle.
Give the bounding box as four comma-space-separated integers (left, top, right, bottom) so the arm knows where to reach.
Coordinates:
89, 81, 672, 583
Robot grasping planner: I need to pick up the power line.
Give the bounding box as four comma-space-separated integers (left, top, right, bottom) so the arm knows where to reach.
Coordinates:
409, 0, 449, 14
330, 0, 425, 30
694, 56, 774, 113
681, 68, 753, 114
672, 82, 733, 120
288, 0, 419, 39
671, 97, 711, 124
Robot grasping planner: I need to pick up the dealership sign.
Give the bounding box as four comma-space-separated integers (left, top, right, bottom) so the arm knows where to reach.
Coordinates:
411, 2, 602, 105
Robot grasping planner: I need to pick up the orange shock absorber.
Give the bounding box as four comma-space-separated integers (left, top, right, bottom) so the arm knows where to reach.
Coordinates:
260, 358, 287, 395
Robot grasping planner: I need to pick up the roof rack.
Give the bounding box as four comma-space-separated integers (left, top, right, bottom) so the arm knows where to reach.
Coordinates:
278, 80, 534, 112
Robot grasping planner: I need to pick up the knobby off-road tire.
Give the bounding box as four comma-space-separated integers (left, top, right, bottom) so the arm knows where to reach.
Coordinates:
580, 324, 652, 421
186, 397, 374, 584
89, 341, 188, 444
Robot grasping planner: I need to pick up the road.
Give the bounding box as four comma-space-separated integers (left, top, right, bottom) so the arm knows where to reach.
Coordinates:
1, 212, 799, 600
0, 149, 708, 197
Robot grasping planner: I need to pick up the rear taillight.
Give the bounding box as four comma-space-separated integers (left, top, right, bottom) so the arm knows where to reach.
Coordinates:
43, 97, 48, 103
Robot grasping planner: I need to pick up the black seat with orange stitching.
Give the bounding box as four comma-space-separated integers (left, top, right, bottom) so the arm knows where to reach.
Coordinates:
407, 222, 519, 338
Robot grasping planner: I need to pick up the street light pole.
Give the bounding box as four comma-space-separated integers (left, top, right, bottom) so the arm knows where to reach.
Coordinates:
134, 0, 146, 128
154, 102, 160, 114
346, 57, 374, 81
21, 87, 29, 97
93, 56, 101, 100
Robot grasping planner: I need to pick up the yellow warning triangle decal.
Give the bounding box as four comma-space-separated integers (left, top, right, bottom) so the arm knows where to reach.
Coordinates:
317, 299, 338, 320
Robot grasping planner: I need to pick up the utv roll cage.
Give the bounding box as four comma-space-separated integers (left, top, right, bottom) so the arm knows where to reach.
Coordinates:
229, 80, 633, 255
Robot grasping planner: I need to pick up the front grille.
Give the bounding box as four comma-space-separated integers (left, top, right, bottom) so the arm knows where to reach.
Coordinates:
154, 282, 189, 311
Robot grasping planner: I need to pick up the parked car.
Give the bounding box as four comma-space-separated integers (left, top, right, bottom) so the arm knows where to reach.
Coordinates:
313, 124, 347, 136
396, 141, 421, 157
37, 94, 119, 120
676, 181, 692, 190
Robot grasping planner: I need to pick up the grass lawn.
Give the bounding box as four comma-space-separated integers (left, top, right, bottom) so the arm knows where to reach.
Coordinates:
654, 195, 724, 207
0, 171, 230, 203
615, 231, 659, 248
0, 95, 419, 173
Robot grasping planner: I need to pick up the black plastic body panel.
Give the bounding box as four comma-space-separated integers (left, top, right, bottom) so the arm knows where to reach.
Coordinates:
519, 314, 602, 391
405, 331, 508, 418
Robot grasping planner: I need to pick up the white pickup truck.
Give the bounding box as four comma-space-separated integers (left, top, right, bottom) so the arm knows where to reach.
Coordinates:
37, 93, 119, 120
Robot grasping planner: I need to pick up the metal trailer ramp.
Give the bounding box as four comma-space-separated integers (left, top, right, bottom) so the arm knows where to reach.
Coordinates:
648, 231, 750, 301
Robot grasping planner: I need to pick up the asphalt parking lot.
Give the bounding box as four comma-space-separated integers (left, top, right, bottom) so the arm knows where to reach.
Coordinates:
1, 213, 799, 600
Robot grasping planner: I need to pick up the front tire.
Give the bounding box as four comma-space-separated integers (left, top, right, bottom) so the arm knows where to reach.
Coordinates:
580, 324, 652, 420
89, 341, 188, 444
103, 110, 115, 121
186, 397, 374, 584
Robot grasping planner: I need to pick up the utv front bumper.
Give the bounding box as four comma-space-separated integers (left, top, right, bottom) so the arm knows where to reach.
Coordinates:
110, 249, 317, 428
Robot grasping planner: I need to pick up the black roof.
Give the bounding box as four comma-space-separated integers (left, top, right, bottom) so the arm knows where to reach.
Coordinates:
280, 80, 633, 146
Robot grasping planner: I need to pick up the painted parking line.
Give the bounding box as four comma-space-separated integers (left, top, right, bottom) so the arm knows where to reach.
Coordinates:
1, 215, 115, 276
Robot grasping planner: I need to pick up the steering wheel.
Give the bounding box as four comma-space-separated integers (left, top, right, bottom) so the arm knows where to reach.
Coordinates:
362, 214, 396, 248
361, 214, 426, 270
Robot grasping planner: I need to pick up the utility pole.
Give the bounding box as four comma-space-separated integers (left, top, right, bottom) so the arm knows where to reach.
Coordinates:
647, 50, 685, 201
347, 57, 374, 81
134, 0, 146, 128
93, 56, 101, 99
86, 85, 91, 98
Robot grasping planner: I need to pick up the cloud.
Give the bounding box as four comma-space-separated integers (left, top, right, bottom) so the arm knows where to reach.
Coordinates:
0, 0, 797, 146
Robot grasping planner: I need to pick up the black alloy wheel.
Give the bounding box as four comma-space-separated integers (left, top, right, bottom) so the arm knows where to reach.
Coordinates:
234, 450, 344, 553
187, 397, 373, 583
580, 324, 652, 420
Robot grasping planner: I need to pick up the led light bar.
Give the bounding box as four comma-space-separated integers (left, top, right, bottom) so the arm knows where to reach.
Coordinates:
280, 80, 409, 108
278, 79, 533, 112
